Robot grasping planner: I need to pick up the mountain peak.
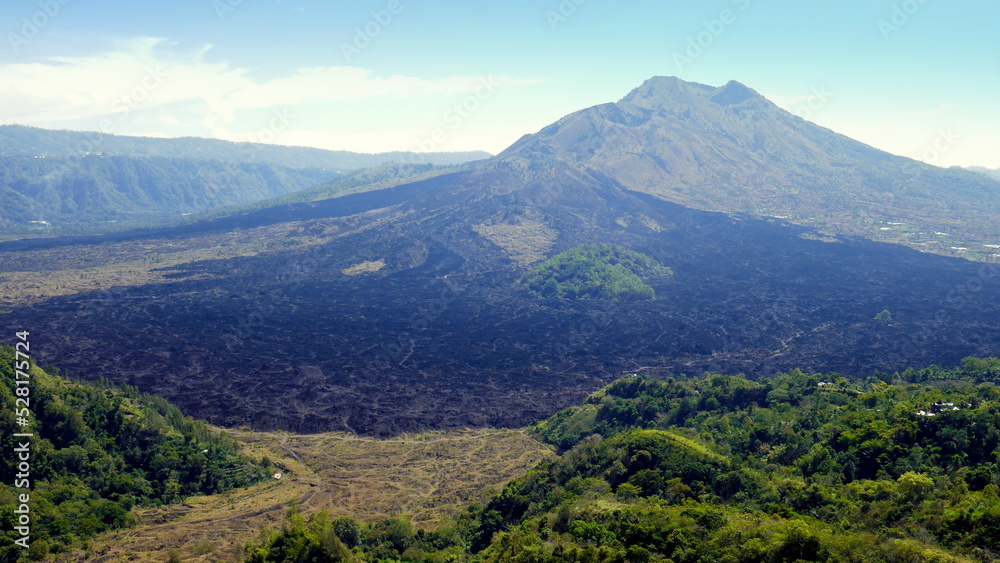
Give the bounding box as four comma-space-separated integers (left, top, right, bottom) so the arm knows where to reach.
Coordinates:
500, 76, 780, 162
499, 74, 908, 210
622, 76, 764, 108
620, 76, 712, 106
709, 80, 758, 106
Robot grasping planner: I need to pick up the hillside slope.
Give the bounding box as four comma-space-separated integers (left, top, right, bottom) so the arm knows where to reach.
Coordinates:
245, 361, 1000, 562
0, 345, 268, 559
0, 155, 335, 229
500, 77, 1000, 258
0, 125, 490, 170
0, 125, 490, 234
7, 167, 1000, 435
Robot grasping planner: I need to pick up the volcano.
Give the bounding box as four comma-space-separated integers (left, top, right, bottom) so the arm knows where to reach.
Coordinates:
7, 77, 1000, 435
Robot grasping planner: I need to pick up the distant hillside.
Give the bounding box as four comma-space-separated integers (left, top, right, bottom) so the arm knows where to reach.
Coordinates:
0, 345, 269, 558
0, 126, 490, 234
0, 125, 491, 170
966, 166, 1000, 182
0, 155, 336, 231
199, 161, 463, 219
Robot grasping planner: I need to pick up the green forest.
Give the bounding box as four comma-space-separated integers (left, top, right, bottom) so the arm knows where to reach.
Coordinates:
521, 244, 672, 302
246, 358, 1000, 562
5, 343, 1000, 562
0, 346, 269, 560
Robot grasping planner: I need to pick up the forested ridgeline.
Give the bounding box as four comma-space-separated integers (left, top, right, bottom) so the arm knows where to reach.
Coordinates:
248, 358, 1000, 562
0, 346, 269, 559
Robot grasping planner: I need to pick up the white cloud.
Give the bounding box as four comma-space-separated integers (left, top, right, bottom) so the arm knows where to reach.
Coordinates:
0, 37, 541, 151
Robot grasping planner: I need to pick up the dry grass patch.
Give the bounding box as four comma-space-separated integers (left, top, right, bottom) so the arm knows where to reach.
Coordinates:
57, 427, 552, 562
341, 259, 386, 276
0, 223, 340, 307
473, 220, 558, 265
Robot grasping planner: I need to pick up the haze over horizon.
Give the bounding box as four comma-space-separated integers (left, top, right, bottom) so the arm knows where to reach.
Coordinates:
1, 0, 997, 168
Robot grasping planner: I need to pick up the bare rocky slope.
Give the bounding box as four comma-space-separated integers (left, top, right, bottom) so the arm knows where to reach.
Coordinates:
6, 77, 1000, 435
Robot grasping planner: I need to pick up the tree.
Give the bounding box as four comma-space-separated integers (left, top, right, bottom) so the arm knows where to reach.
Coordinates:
875, 309, 893, 323
898, 471, 934, 502
332, 516, 361, 548
520, 243, 671, 301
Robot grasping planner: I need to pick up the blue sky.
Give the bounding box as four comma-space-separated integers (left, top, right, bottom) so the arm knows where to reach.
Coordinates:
1, 0, 997, 167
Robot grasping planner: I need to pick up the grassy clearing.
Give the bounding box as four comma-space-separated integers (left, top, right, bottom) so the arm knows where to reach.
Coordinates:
473, 220, 558, 265
56, 427, 552, 562
341, 259, 386, 276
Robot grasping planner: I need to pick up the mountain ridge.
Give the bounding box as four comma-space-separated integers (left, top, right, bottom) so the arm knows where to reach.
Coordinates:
0, 124, 491, 169
498, 76, 1000, 258
5, 76, 1000, 435
0, 125, 490, 234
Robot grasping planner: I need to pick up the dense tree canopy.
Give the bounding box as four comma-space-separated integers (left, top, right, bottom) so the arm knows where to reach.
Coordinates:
0, 346, 269, 559
6, 348, 1000, 561
520, 244, 672, 301
247, 358, 1000, 562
